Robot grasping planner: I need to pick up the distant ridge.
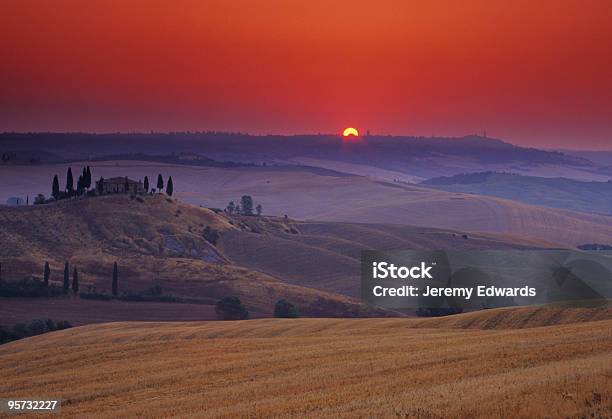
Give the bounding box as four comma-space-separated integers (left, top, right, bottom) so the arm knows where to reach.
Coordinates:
0, 132, 596, 179
422, 171, 612, 215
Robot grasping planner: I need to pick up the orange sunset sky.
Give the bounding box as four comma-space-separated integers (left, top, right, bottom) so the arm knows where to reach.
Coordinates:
1, 0, 611, 148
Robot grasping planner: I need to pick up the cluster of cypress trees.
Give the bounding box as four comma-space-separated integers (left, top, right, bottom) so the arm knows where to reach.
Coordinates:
152, 174, 173, 196
61, 262, 78, 294
52, 166, 92, 199
44, 261, 119, 297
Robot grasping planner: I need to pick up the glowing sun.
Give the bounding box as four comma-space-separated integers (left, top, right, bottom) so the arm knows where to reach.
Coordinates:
343, 127, 359, 137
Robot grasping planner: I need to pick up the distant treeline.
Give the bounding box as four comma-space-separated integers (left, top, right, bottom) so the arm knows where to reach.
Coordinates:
422, 171, 504, 185
0, 132, 590, 169
84, 153, 256, 168
577, 243, 612, 251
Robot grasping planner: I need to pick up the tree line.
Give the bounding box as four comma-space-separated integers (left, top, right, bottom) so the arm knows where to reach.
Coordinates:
0, 318, 72, 345
51, 166, 92, 200
0, 260, 120, 298
2, 261, 302, 320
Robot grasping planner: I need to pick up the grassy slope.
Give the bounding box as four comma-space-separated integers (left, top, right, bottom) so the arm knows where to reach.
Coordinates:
0, 307, 610, 418
219, 219, 546, 297
0, 195, 384, 318
422, 172, 612, 215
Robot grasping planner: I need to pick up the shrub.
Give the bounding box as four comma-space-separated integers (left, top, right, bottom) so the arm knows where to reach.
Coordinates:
12, 323, 29, 337
45, 319, 56, 330
34, 194, 47, 205
0, 277, 64, 298
215, 296, 249, 320
0, 318, 73, 345
27, 319, 48, 335
0, 326, 13, 344
274, 299, 300, 318
142, 285, 163, 298
56, 320, 72, 330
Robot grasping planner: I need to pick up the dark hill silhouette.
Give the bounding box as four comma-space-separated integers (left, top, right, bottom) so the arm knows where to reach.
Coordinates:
0, 132, 600, 179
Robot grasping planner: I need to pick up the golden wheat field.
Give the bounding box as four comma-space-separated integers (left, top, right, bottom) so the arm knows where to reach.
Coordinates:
1, 308, 611, 418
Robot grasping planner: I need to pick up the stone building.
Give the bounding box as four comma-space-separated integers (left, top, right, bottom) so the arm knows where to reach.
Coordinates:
97, 177, 144, 194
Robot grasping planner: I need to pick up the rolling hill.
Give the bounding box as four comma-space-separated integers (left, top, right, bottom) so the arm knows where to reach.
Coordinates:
0, 194, 388, 320
0, 192, 550, 318
0, 308, 610, 417
3, 161, 612, 247
218, 219, 542, 298
422, 171, 612, 215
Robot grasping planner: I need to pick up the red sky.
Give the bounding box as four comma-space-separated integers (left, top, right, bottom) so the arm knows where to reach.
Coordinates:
1, 0, 611, 149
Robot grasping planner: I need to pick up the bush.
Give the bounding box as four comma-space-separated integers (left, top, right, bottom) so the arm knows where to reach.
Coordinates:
215, 296, 249, 320
0, 326, 13, 344
34, 194, 47, 205
56, 320, 72, 330
274, 299, 300, 318
0, 277, 64, 298
45, 319, 56, 330
27, 319, 48, 335
142, 285, 163, 298
0, 318, 72, 345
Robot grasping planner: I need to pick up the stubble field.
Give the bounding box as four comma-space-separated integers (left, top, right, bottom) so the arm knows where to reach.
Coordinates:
1, 309, 610, 418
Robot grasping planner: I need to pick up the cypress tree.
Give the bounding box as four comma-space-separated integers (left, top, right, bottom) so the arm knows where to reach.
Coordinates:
72, 267, 79, 294
157, 174, 164, 193
66, 167, 74, 195
77, 175, 84, 196
86, 166, 92, 189
112, 262, 118, 297
52, 175, 60, 200
144, 176, 149, 192
166, 176, 174, 196
63, 262, 69, 292
43, 261, 50, 287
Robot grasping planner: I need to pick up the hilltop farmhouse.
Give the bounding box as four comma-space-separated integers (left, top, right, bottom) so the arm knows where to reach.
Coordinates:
97, 177, 144, 194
